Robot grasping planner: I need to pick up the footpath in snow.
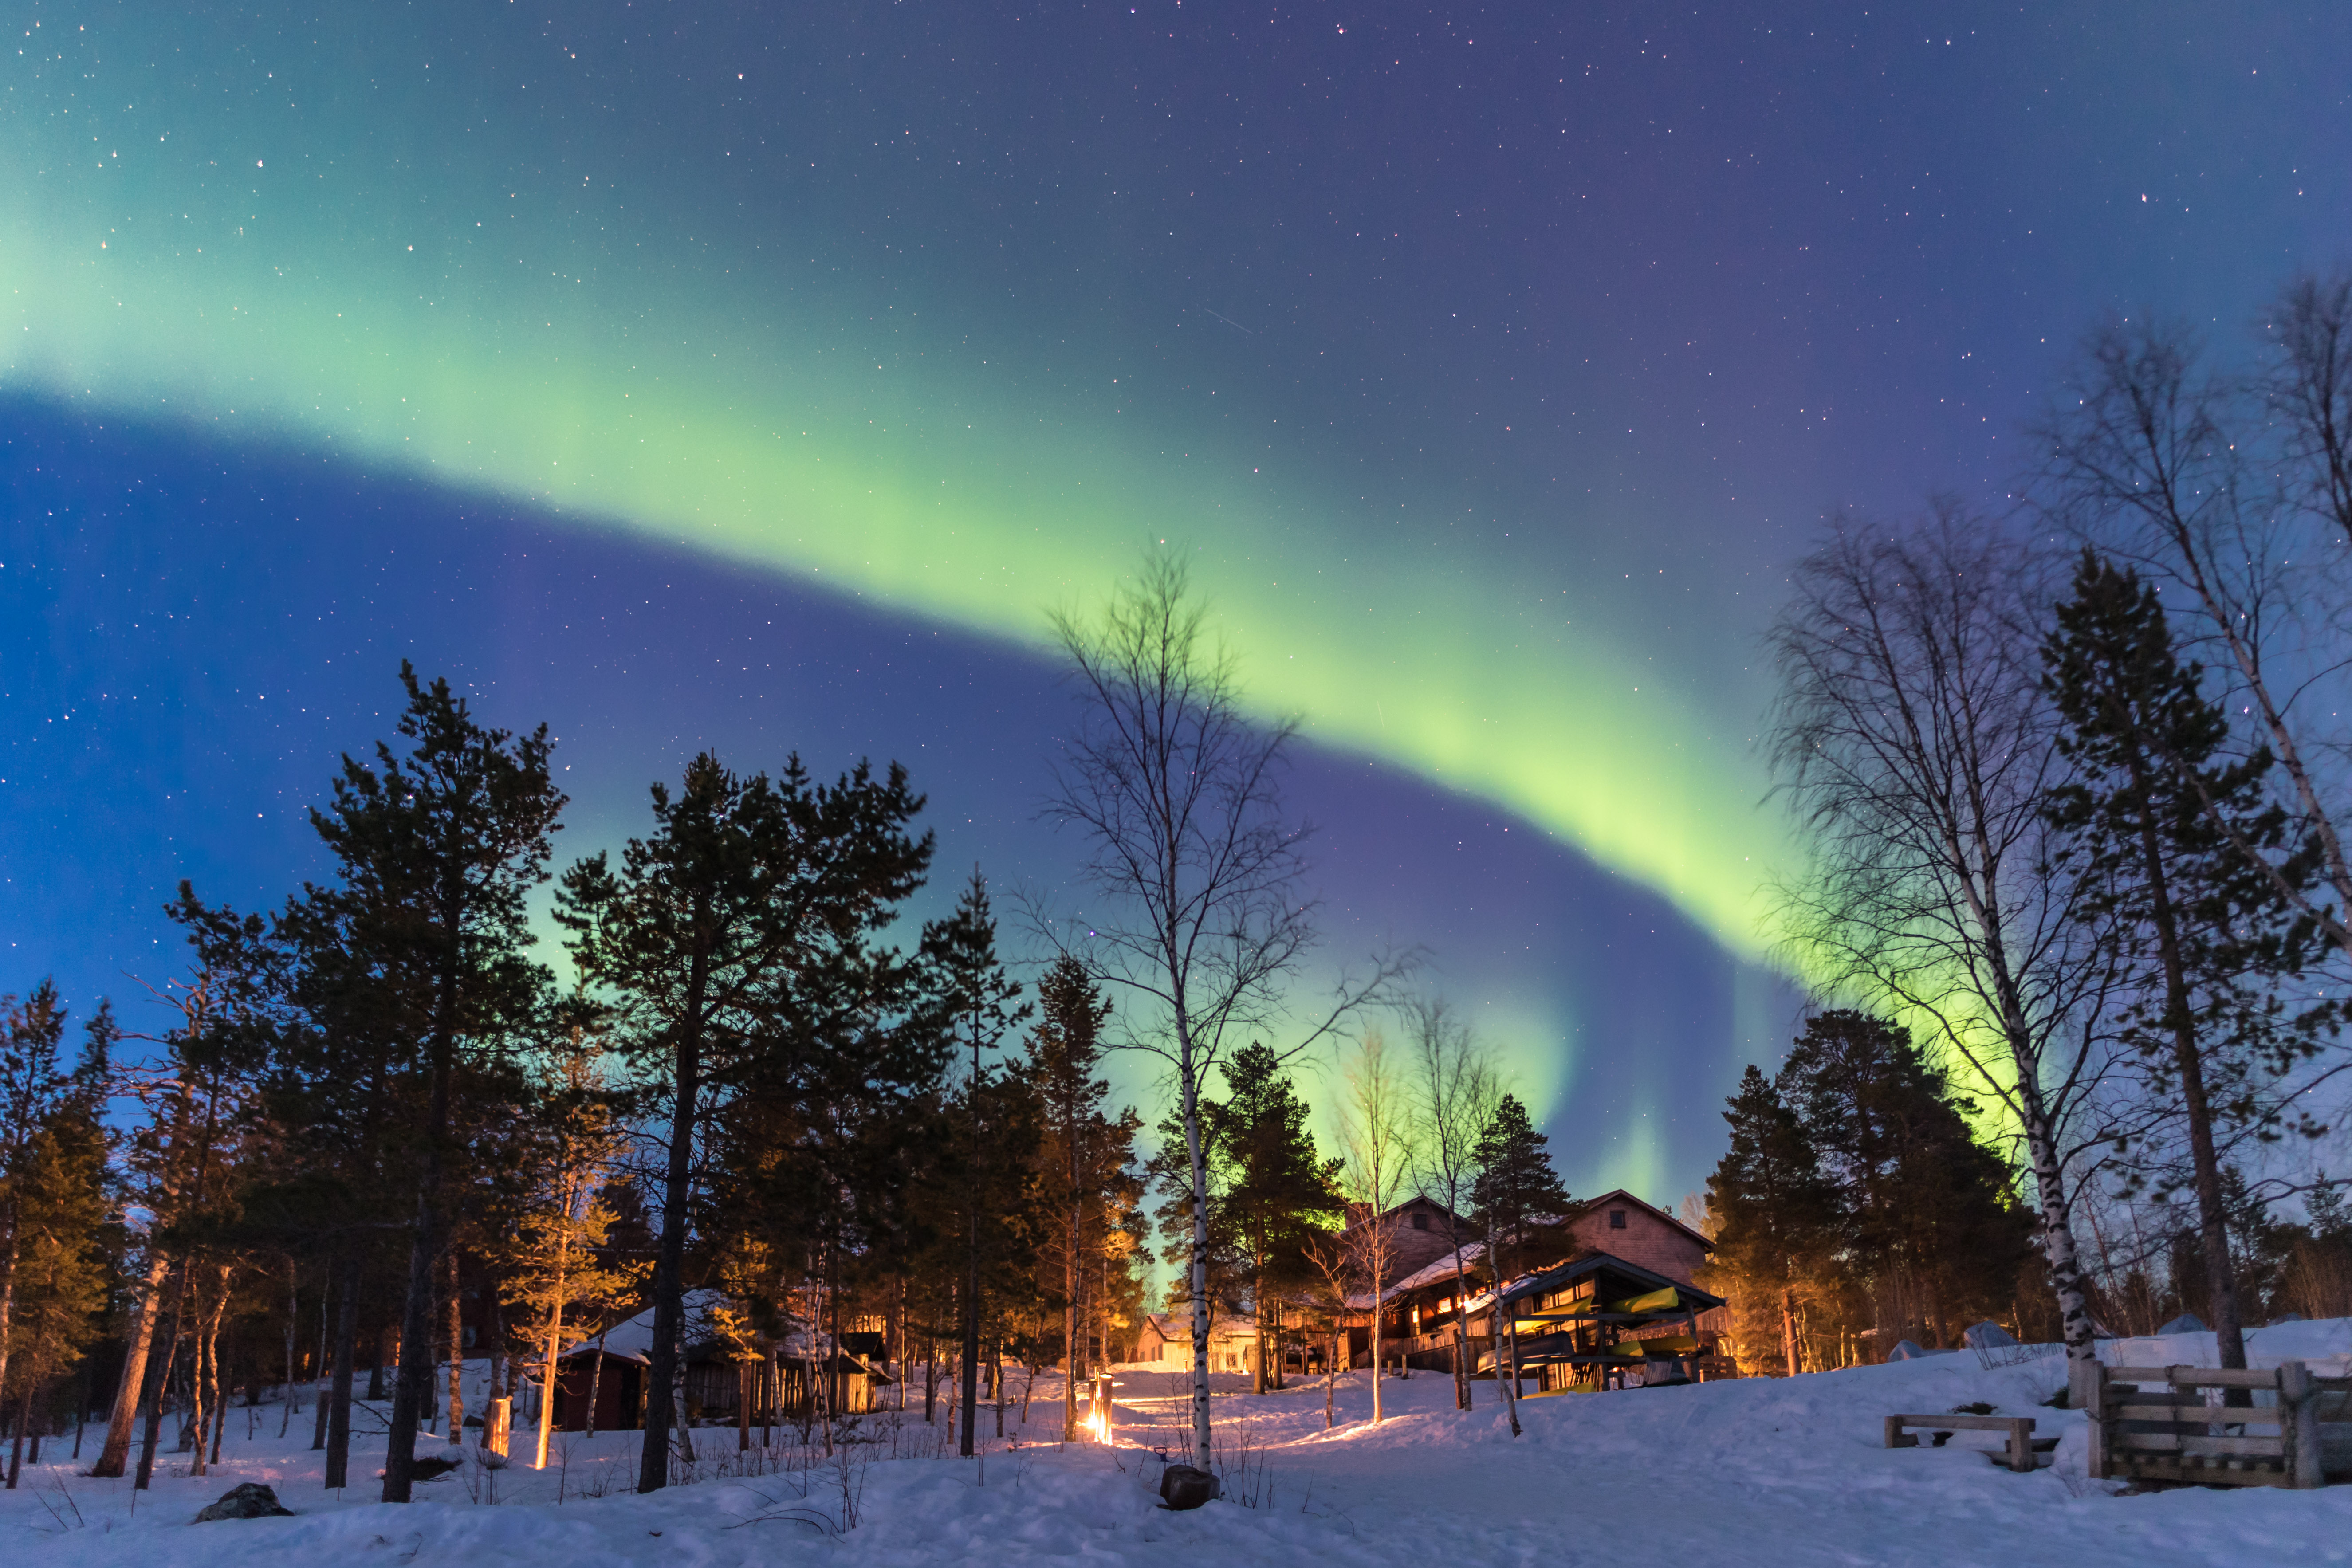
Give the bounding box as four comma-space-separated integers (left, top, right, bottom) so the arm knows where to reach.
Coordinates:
5, 1317, 2350, 1568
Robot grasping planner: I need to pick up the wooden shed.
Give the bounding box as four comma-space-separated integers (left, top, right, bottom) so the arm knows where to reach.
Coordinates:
549, 1344, 645, 1431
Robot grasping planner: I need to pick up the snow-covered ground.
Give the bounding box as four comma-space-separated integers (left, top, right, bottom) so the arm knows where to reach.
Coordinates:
8, 1318, 2351, 1567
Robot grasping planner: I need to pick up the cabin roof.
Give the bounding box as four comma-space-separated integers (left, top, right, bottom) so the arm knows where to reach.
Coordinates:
1495, 1248, 1728, 1313
1575, 1188, 1716, 1253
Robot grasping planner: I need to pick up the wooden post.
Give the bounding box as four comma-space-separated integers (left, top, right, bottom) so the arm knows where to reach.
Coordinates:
2084, 1362, 2110, 1481
2280, 1360, 2322, 1490
1884, 1415, 1917, 1449
2006, 1417, 2033, 1473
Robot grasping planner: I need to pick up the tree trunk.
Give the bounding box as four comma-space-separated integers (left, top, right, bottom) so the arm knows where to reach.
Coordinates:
324, 1250, 361, 1488
1449, 1242, 1474, 1412
280, 1258, 299, 1440
444, 1250, 466, 1444
134, 1274, 188, 1491
1179, 1041, 1214, 1468
383, 1126, 449, 1498
533, 1320, 562, 1469
1499, 1308, 1522, 1437
584, 1331, 606, 1439
186, 1284, 214, 1477
2123, 772, 2249, 1372
92, 1249, 172, 1477
206, 1347, 229, 1467
1065, 1191, 1081, 1442
6, 1381, 31, 1491
637, 982, 703, 1495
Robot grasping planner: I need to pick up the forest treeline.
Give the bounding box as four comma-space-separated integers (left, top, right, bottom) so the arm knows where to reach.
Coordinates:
0, 557, 1590, 1498
1703, 270, 2352, 1383
8, 274, 2352, 1500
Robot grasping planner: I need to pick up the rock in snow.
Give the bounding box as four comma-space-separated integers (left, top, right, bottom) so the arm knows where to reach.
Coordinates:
1156, 1464, 1219, 1510
2155, 1313, 2208, 1335
1963, 1321, 2018, 1348
191, 1483, 294, 1522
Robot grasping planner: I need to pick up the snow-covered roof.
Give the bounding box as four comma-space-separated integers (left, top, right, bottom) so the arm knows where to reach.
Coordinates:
560, 1289, 733, 1362
1142, 1313, 1259, 1343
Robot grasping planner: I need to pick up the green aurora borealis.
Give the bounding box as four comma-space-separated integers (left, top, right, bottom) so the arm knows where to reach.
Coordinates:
1, 9, 1788, 962
9, 2, 2343, 1198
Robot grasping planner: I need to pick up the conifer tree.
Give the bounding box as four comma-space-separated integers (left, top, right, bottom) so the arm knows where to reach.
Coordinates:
0, 994, 111, 1488
2042, 552, 2330, 1373
561, 751, 932, 1492
1705, 1066, 1840, 1376
922, 872, 1031, 1458
1777, 1011, 2032, 1347
0, 983, 71, 1410
1203, 1042, 1341, 1394
1025, 957, 1142, 1440
500, 1028, 640, 1470
1469, 1095, 1569, 1285
308, 665, 564, 1502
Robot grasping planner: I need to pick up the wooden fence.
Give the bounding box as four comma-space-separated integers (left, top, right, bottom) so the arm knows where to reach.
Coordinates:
2085, 1362, 2352, 1489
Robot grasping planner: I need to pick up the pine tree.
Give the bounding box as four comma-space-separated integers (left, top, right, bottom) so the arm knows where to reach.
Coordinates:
1203, 1042, 1342, 1393
923, 872, 1033, 1457
2042, 551, 2330, 1374
307, 665, 564, 1501
500, 1028, 641, 1470
1469, 1095, 1569, 1285
1778, 1010, 2032, 1348
1704, 1066, 1840, 1376
560, 751, 932, 1490
0, 981, 71, 1410
1025, 957, 1142, 1440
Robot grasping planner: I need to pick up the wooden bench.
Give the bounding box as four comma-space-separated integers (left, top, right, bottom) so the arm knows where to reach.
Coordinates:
1886, 1412, 2038, 1472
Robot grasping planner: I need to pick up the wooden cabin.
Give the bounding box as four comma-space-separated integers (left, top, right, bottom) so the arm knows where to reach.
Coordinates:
537, 1292, 893, 1431
1563, 1190, 1713, 1287
1135, 1312, 1262, 1373
1355, 1189, 1731, 1385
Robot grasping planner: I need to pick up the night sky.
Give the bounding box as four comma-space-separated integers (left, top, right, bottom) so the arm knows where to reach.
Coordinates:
5, 2, 2346, 1202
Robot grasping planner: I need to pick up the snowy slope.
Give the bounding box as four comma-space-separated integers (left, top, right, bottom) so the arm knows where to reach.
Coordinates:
6, 1318, 2350, 1568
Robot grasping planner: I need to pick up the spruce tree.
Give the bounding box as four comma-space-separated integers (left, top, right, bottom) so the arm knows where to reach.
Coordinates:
1203, 1042, 1343, 1393
1025, 957, 1141, 1439
560, 751, 933, 1490
310, 665, 565, 1501
2042, 551, 2329, 1374
1469, 1095, 1569, 1285
1704, 1066, 1839, 1375
1778, 1010, 2031, 1347
920, 872, 1031, 1458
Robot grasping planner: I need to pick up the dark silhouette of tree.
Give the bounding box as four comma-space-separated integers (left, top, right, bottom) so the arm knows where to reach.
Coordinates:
560, 751, 932, 1493
1705, 1066, 1841, 1376
309, 666, 563, 1503
2041, 551, 2332, 1373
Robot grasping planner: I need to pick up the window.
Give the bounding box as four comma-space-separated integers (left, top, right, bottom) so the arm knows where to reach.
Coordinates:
1609, 1209, 1627, 1230
1411, 1210, 1429, 1231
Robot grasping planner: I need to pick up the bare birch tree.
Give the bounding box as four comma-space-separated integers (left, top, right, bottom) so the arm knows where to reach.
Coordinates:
2035, 285, 2352, 967
1335, 1029, 1412, 1424
1405, 999, 1497, 1411
1765, 508, 2120, 1384
1038, 552, 1409, 1470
